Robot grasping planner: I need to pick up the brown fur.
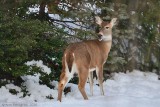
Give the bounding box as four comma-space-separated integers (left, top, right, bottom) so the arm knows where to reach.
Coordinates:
57, 16, 117, 102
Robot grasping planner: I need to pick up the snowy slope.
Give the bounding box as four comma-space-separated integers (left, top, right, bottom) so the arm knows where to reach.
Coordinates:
0, 70, 160, 107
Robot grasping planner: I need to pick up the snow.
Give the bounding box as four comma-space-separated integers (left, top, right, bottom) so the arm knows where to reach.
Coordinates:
27, 4, 48, 14
26, 60, 51, 75
5, 84, 21, 92
0, 69, 160, 107
21, 74, 58, 102
58, 3, 72, 11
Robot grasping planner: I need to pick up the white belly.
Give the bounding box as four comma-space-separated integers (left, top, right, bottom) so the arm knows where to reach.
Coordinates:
89, 68, 96, 72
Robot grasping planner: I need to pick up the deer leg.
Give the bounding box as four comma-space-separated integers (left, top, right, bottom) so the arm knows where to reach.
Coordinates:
88, 71, 93, 96
96, 66, 104, 95
78, 68, 89, 100
58, 83, 64, 102
58, 73, 71, 102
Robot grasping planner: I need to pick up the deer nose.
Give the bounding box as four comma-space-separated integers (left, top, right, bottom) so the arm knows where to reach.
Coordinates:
97, 34, 102, 38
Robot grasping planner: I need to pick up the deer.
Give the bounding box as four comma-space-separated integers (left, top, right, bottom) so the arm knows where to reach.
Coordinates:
57, 16, 117, 102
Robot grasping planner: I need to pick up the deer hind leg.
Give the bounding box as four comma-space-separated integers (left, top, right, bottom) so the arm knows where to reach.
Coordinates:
78, 67, 89, 100
58, 72, 72, 102
96, 66, 104, 95
88, 71, 93, 96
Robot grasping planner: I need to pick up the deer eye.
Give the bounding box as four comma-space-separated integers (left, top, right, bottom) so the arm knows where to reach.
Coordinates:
106, 27, 109, 29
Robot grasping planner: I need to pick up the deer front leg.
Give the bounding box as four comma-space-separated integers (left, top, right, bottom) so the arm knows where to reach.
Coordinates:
58, 82, 63, 102
88, 71, 93, 96
96, 66, 104, 95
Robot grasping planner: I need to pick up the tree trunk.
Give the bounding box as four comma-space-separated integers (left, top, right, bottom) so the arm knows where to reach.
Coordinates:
39, 0, 46, 21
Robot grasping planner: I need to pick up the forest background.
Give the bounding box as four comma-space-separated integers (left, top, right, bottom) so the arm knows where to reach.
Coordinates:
0, 0, 159, 89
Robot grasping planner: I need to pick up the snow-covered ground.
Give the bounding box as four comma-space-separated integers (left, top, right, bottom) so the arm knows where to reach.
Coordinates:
0, 65, 160, 107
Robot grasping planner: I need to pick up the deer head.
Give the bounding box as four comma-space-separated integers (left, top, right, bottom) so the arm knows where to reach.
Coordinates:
95, 16, 117, 41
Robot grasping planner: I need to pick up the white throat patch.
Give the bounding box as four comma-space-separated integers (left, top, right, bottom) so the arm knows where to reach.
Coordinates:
99, 35, 112, 41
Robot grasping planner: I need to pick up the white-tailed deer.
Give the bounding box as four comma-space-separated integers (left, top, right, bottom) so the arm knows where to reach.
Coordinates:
57, 16, 117, 102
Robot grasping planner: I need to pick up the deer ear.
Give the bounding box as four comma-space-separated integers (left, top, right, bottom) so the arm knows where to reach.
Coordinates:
111, 18, 117, 27
95, 16, 102, 25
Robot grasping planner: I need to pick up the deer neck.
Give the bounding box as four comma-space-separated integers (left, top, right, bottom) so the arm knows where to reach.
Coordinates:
98, 36, 112, 56
101, 35, 112, 42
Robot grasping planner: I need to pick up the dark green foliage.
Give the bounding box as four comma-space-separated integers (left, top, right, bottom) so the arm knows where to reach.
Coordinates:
99, 0, 160, 73
9, 89, 19, 95
132, 0, 160, 72
0, 14, 61, 77
0, 1, 66, 86
46, 94, 54, 100
21, 85, 30, 97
